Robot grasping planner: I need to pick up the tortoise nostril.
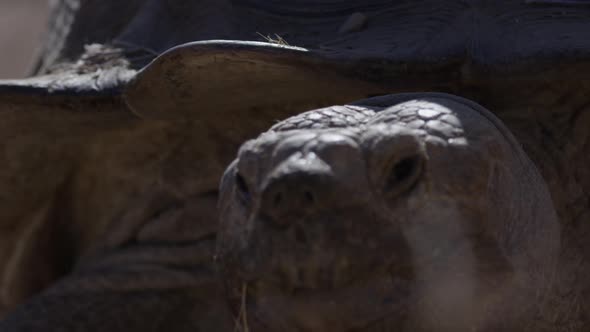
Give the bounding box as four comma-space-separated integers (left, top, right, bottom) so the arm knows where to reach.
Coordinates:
259, 154, 336, 228
273, 192, 284, 207
235, 172, 251, 202
303, 190, 315, 204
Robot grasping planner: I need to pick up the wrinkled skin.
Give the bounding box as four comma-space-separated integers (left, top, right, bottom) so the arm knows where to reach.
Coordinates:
0, 105, 237, 331
217, 94, 561, 331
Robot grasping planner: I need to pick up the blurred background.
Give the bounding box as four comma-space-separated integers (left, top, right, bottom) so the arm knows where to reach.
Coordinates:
0, 0, 50, 78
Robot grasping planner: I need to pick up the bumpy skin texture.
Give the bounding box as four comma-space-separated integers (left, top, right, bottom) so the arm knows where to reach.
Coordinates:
217, 93, 561, 332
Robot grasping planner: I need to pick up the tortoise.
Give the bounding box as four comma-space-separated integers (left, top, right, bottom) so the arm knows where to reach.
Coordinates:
0, 0, 588, 331
216, 93, 562, 331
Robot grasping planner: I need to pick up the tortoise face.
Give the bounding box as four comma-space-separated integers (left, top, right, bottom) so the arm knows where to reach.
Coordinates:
216, 96, 560, 331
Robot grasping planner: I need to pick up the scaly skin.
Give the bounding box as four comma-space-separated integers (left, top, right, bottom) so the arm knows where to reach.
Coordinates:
217, 93, 564, 332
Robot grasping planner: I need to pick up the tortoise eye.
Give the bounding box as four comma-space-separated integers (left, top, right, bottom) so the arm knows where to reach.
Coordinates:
235, 171, 251, 203
385, 155, 424, 195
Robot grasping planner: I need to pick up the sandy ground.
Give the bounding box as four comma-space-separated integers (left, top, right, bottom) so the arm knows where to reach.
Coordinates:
0, 0, 50, 78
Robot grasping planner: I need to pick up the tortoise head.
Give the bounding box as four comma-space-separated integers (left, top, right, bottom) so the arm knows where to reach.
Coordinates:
216, 93, 560, 332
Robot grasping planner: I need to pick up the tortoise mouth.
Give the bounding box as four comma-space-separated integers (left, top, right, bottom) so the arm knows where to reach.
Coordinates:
240, 268, 412, 332
224, 217, 520, 331
231, 220, 412, 297
249, 258, 406, 294
237, 258, 516, 332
